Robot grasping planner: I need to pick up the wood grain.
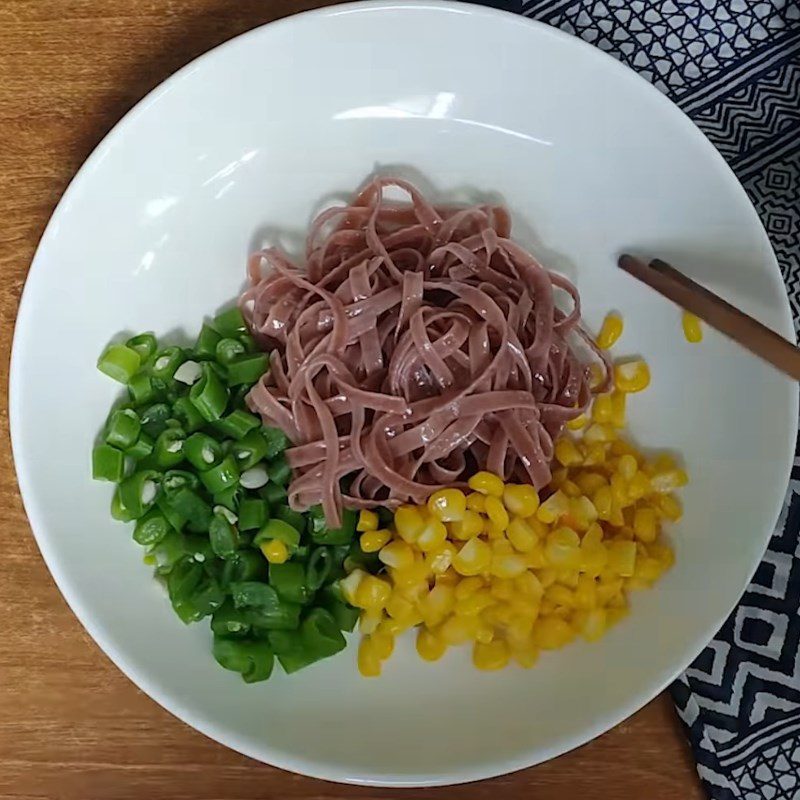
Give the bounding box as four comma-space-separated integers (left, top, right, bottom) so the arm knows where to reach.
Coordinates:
0, 2, 705, 798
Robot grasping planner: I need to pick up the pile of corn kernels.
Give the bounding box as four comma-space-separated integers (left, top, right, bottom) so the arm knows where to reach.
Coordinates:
341, 316, 687, 676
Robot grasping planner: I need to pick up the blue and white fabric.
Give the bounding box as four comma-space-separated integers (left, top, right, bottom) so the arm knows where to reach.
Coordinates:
482, 1, 799, 797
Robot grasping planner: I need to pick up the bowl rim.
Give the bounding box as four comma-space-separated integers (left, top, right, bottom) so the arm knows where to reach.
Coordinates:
10, 0, 798, 786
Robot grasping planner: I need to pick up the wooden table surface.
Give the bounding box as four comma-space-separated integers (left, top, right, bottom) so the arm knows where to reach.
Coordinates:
0, 2, 706, 798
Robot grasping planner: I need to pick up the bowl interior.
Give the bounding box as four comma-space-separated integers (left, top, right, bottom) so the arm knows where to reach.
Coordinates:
11, 1, 796, 786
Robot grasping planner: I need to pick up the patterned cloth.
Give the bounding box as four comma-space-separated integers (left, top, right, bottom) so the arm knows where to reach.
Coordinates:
481, 1, 800, 797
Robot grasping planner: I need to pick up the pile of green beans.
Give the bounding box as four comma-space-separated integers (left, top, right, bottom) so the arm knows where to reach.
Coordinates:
92, 308, 366, 682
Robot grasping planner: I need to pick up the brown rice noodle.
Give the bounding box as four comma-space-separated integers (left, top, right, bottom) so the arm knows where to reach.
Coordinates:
240, 177, 610, 527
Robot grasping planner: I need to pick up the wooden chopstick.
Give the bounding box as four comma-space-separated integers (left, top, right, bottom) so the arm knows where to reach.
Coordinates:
618, 254, 800, 381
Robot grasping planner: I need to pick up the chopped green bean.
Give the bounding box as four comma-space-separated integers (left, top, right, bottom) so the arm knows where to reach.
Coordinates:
195, 324, 222, 360
226, 354, 269, 386
105, 408, 141, 450
167, 556, 224, 623
261, 481, 287, 506
238, 498, 268, 531
230, 582, 301, 631
92, 444, 125, 482
230, 429, 269, 471
184, 432, 222, 471
199, 455, 239, 495
118, 470, 160, 519
213, 307, 247, 338
266, 452, 291, 486
253, 519, 301, 552
148, 529, 187, 573
213, 409, 260, 440
212, 636, 273, 683
220, 551, 267, 586
126, 332, 158, 363
215, 337, 246, 365
133, 508, 170, 545
210, 600, 251, 638
98, 343, 141, 383
262, 426, 291, 460
140, 403, 172, 438
308, 506, 357, 545
154, 427, 186, 469
189, 363, 229, 421
213, 485, 242, 513
301, 607, 346, 659
150, 346, 185, 381
319, 588, 360, 632
162, 469, 199, 495
239, 333, 257, 353
269, 562, 311, 604
126, 432, 154, 461
156, 494, 185, 532
165, 487, 212, 532
209, 512, 239, 559
306, 547, 334, 591
275, 505, 305, 534
110, 487, 136, 522
269, 631, 316, 674
172, 396, 205, 433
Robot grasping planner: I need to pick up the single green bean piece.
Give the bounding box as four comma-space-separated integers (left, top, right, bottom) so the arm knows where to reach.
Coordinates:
220, 550, 267, 587
213, 485, 242, 513
199, 455, 239, 495
210, 600, 251, 638
154, 427, 186, 469
308, 506, 357, 545
128, 373, 158, 405
105, 408, 141, 450
126, 332, 158, 364
118, 470, 160, 519
150, 346, 185, 381
274, 505, 305, 534
183, 432, 222, 470
268, 631, 316, 674
269, 562, 311, 605
167, 556, 225, 623
319, 588, 360, 632
133, 508, 171, 545
97, 343, 141, 384
226, 354, 268, 387
165, 487, 212, 532
266, 452, 291, 486
212, 636, 273, 683
195, 324, 222, 360
213, 409, 261, 440
253, 519, 300, 552
230, 429, 269, 471
301, 607, 346, 660
209, 512, 239, 559
261, 481, 287, 506
215, 337, 246, 365
110, 487, 136, 522
238, 498, 269, 531
148, 529, 187, 573
262, 426, 291, 460
172, 396, 205, 433
213, 307, 247, 338
238, 333, 257, 353
306, 547, 334, 591
92, 444, 125, 482
230, 582, 301, 631
140, 402, 172, 438
189, 363, 229, 421
126, 432, 154, 461
161, 469, 199, 495
156, 493, 185, 532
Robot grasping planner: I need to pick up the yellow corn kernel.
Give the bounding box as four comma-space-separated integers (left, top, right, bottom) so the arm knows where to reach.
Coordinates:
592, 393, 614, 424
610, 390, 627, 428
569, 495, 598, 530
440, 614, 478, 645
491, 538, 513, 557
658, 493, 683, 522
466, 492, 487, 513
260, 539, 289, 564
357, 509, 379, 532
583, 442, 608, 466
420, 582, 456, 625
448, 509, 484, 540
561, 480, 582, 499
610, 473, 630, 507
682, 311, 703, 343
651, 468, 689, 493
475, 623, 494, 644
554, 437, 582, 466
339, 568, 367, 605
515, 570, 544, 600
574, 472, 607, 495
394, 505, 425, 543
576, 607, 607, 641
574, 574, 598, 609
592, 485, 613, 519
457, 588, 495, 616
566, 412, 588, 431
358, 636, 382, 677
557, 569, 580, 589
537, 567, 558, 588
483, 495, 509, 531
473, 639, 510, 671
595, 576, 623, 604
633, 507, 659, 543
355, 575, 392, 611
607, 604, 630, 627
378, 541, 414, 571
579, 542, 608, 577
617, 454, 638, 482
525, 545, 547, 570
453, 537, 492, 576
417, 517, 448, 552
385, 592, 416, 623
454, 576, 484, 601
533, 617, 575, 650
428, 488, 467, 522
482, 520, 504, 539
503, 484, 540, 518
416, 627, 447, 661
490, 552, 528, 579
614, 359, 651, 393
511, 638, 540, 668
467, 471, 504, 497
597, 312, 624, 349
370, 630, 395, 660
546, 583, 575, 608
360, 528, 391, 553
425, 542, 457, 575
584, 423, 616, 444
588, 362, 606, 390
376, 616, 407, 636
549, 467, 568, 489
359, 608, 383, 635
545, 526, 582, 569
507, 516, 537, 553
537, 490, 569, 523
627, 471, 652, 501
649, 542, 676, 570
609, 505, 625, 528
607, 540, 637, 577
635, 555, 664, 583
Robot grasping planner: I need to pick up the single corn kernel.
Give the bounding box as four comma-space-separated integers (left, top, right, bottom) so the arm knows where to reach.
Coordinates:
511, 639, 540, 668
658, 493, 683, 522
574, 472, 607, 495
485, 495, 510, 531
610, 473, 629, 507
417, 517, 448, 552
507, 516, 538, 553
537, 567, 558, 588
525, 545, 547, 570
377, 616, 407, 636
546, 583, 575, 608
579, 542, 608, 577
614, 359, 651, 393
425, 542, 457, 575
583, 442, 608, 466
588, 363, 606, 390
628, 471, 652, 501
454, 575, 484, 601
566, 412, 588, 431
440, 614, 477, 645
569, 496, 598, 531
360, 528, 391, 553
537, 490, 569, 524
490, 553, 528, 579
607, 540, 637, 577
453, 537, 492, 576
561, 480, 582, 499
467, 471, 505, 497
356, 509, 379, 532
533, 617, 575, 649
457, 588, 495, 616
475, 623, 495, 644
339, 568, 367, 605
597, 312, 624, 349
592, 393, 614, 424
449, 509, 483, 540
651, 468, 689, 493
682, 311, 703, 343
503, 484, 540, 518
416, 627, 447, 661
359, 608, 383, 635
473, 639, 510, 671
577, 607, 607, 641
545, 526, 582, 569
610, 390, 627, 428
483, 520, 506, 539
394, 505, 425, 543
554, 437, 582, 466
584, 423, 615, 444
491, 539, 513, 557
635, 555, 664, 583
649, 542, 676, 570
515, 570, 544, 599
385, 592, 417, 624
592, 485, 613, 519
358, 636, 382, 677
466, 492, 487, 513
618, 454, 638, 482
574, 574, 598, 609
260, 539, 289, 564
389, 561, 429, 590
379, 540, 415, 570
428, 488, 467, 522
633, 507, 659, 543
354, 575, 392, 611
370, 630, 395, 660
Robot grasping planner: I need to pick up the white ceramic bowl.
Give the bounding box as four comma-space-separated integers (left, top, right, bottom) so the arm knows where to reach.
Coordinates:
11, 0, 797, 786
